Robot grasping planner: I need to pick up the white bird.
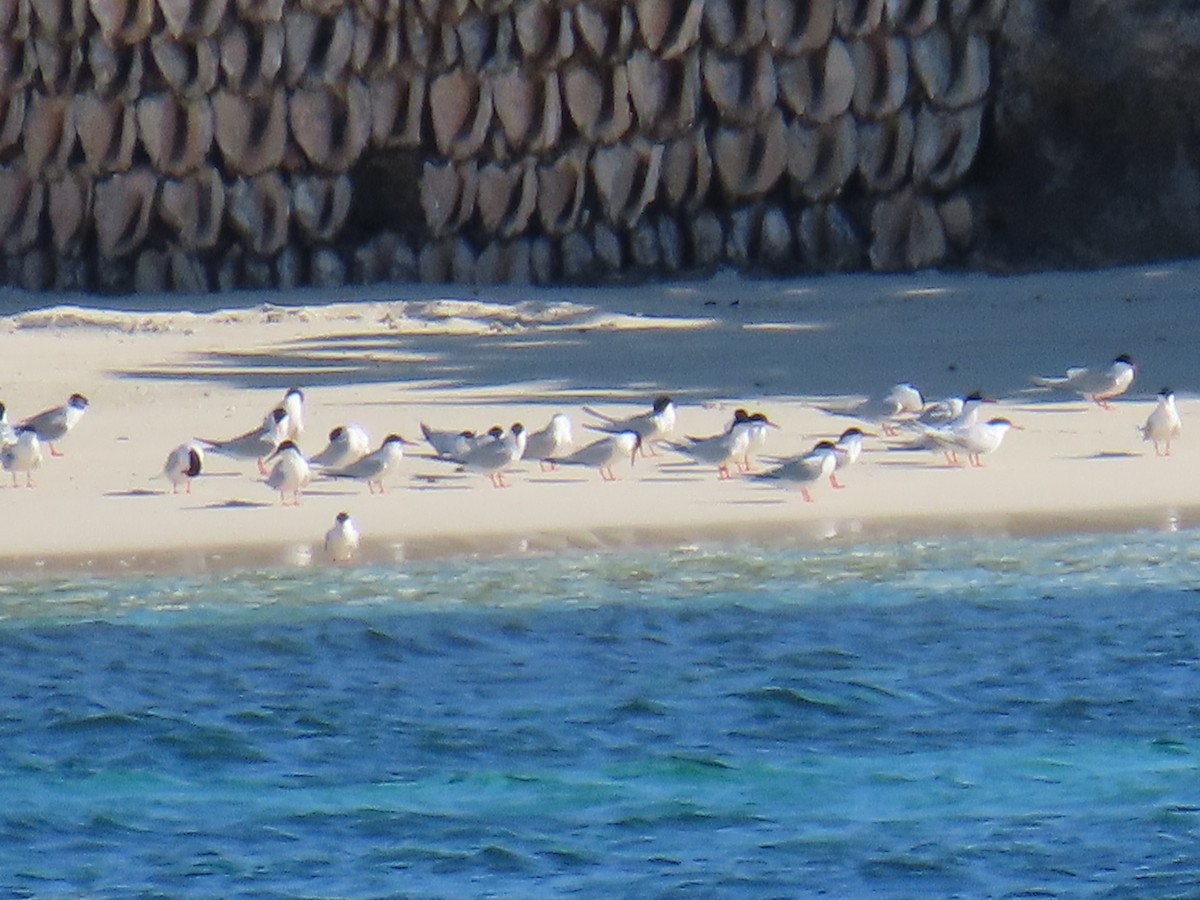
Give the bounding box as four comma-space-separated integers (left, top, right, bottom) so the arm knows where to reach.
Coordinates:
1140, 388, 1182, 456
830, 427, 869, 488
1, 426, 43, 487
162, 442, 204, 494
198, 407, 290, 475
278, 387, 305, 440
909, 392, 996, 464
727, 409, 779, 472
817, 383, 924, 436
1031, 354, 1136, 408
457, 423, 527, 488
420, 422, 480, 460
922, 417, 1020, 468
308, 424, 372, 469
753, 441, 839, 503
666, 417, 755, 480
915, 396, 965, 427
20, 392, 89, 456
0, 401, 14, 446
324, 434, 414, 494
324, 511, 360, 562
549, 430, 642, 482
522, 413, 573, 471
583, 395, 676, 455
264, 440, 311, 505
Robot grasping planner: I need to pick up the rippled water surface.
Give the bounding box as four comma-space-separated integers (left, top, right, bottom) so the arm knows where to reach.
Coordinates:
3, 530, 1200, 897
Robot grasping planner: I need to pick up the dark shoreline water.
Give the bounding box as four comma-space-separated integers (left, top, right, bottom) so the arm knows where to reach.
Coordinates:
2, 531, 1200, 896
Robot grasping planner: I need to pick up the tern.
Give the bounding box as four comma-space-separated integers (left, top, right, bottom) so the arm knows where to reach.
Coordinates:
582, 395, 676, 455
1031, 354, 1136, 408
666, 415, 756, 480
20, 392, 89, 456
522, 413, 573, 471
922, 417, 1020, 468
324, 511, 361, 562
264, 440, 310, 505
308, 424, 372, 469
197, 407, 290, 475
916, 396, 965, 427
279, 387, 305, 440
0, 401, 14, 446
730, 409, 780, 472
1, 426, 43, 487
162, 442, 204, 494
549, 430, 641, 482
753, 440, 839, 503
420, 422, 479, 460
1140, 388, 1182, 456
324, 434, 414, 494
457, 423, 526, 488
817, 383, 924, 436
909, 392, 996, 464
830, 427, 869, 488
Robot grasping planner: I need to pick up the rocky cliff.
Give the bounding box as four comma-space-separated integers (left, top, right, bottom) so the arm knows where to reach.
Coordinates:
981, 0, 1200, 269
6, 0, 1180, 293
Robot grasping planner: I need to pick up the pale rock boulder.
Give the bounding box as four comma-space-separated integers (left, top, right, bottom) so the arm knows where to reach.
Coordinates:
776, 39, 855, 123
0, 167, 44, 253
94, 169, 157, 259
159, 167, 226, 252
73, 94, 136, 174
634, 0, 703, 59
857, 109, 915, 192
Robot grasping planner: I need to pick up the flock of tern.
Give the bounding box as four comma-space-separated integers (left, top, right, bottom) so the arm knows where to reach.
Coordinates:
0, 354, 1181, 563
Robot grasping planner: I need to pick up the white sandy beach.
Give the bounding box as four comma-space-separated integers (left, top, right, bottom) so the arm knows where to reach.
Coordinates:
2, 261, 1199, 573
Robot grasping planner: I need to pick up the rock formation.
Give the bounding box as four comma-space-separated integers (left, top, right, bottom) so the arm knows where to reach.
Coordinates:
0, 0, 1026, 291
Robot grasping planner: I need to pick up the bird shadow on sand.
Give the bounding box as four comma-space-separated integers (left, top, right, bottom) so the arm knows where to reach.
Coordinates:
638, 474, 709, 484
1071, 451, 1143, 460
104, 488, 165, 498
200, 499, 271, 509
875, 458, 938, 469
407, 477, 474, 491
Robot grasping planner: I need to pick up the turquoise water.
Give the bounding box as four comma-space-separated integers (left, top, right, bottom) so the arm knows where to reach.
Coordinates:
3, 531, 1200, 897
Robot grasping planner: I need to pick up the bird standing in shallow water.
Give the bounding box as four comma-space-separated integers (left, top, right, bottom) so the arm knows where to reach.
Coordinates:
324, 512, 360, 562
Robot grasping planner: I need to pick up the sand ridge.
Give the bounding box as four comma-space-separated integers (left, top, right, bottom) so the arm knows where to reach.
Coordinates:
1, 262, 1197, 573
